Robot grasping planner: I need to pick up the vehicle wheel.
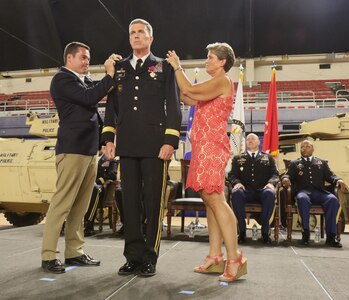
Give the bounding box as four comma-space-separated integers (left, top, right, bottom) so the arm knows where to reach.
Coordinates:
4, 212, 45, 227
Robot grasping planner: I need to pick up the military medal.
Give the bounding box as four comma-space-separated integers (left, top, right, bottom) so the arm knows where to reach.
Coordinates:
117, 84, 123, 93
240, 167, 244, 171
150, 72, 156, 78
299, 171, 303, 176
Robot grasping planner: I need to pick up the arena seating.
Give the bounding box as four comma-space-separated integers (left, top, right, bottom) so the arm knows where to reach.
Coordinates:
237, 79, 344, 100
1, 79, 348, 114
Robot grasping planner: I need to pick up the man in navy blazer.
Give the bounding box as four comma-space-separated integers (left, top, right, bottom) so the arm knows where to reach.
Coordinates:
102, 19, 182, 277
41, 42, 116, 274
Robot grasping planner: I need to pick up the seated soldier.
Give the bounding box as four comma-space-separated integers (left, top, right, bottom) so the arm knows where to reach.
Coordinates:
84, 153, 117, 236
281, 139, 347, 247
228, 133, 280, 244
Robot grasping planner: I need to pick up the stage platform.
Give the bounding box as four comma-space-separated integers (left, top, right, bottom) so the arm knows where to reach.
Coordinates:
0, 224, 348, 300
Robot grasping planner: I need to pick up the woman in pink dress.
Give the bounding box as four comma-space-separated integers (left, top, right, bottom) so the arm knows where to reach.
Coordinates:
166, 43, 247, 282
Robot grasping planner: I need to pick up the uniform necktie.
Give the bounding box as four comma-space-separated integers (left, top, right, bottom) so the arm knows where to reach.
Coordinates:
251, 153, 255, 159
135, 59, 142, 72
307, 157, 310, 162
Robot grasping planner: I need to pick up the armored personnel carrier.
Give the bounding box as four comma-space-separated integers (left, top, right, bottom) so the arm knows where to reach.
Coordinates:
0, 113, 58, 226
277, 112, 349, 229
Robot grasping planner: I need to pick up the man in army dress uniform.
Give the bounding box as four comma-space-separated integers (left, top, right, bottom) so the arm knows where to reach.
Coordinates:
101, 19, 181, 276
228, 133, 280, 244
282, 140, 347, 247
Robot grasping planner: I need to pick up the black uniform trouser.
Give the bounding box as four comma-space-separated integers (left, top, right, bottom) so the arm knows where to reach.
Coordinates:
231, 188, 276, 235
296, 190, 340, 235
120, 157, 168, 264
115, 187, 124, 224
84, 186, 102, 226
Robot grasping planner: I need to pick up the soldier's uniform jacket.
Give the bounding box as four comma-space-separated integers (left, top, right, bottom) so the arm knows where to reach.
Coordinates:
282, 157, 341, 194
101, 53, 182, 157
96, 153, 117, 186
228, 151, 280, 192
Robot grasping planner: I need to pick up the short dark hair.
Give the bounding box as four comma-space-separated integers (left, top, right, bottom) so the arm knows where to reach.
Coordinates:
63, 42, 90, 65
206, 42, 235, 72
129, 18, 153, 36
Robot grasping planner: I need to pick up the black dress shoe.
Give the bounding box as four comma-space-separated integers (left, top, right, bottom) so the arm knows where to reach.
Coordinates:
326, 234, 342, 248
116, 225, 124, 235
262, 233, 272, 244
301, 229, 310, 245
42, 259, 65, 274
140, 262, 156, 277
118, 261, 142, 275
65, 254, 100, 266
238, 231, 246, 244
84, 228, 96, 237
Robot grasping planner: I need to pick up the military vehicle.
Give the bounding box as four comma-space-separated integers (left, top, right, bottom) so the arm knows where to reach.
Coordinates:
0, 113, 58, 226
277, 112, 349, 230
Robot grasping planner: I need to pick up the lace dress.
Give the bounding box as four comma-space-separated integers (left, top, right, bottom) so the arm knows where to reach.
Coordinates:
186, 84, 234, 194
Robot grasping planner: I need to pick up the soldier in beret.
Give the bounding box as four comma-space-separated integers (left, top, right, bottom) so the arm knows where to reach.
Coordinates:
282, 140, 347, 247
228, 133, 280, 244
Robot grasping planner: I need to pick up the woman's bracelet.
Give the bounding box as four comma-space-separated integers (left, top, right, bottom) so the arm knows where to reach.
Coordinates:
174, 66, 183, 73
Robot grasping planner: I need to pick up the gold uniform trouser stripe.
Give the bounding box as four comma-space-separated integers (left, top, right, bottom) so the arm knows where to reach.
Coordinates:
89, 189, 101, 222
102, 126, 116, 134
295, 202, 304, 232
154, 161, 168, 254
268, 195, 277, 225
165, 128, 180, 137
336, 204, 342, 224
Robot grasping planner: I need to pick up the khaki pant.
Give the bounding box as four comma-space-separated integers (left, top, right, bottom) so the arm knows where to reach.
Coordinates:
41, 153, 97, 261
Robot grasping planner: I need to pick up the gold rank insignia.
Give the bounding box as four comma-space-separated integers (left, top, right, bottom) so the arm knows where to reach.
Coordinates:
118, 84, 123, 93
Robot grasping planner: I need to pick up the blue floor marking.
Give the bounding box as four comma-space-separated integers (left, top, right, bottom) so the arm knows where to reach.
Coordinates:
178, 290, 195, 295
39, 278, 56, 282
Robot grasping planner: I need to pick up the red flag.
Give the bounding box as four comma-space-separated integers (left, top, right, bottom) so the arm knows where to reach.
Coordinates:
262, 68, 279, 157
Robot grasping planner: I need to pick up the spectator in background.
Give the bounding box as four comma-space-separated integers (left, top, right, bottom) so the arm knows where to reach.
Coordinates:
84, 153, 118, 236
228, 133, 279, 244
281, 139, 347, 247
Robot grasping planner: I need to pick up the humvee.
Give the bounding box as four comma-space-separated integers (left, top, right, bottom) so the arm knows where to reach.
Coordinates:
0, 113, 57, 226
